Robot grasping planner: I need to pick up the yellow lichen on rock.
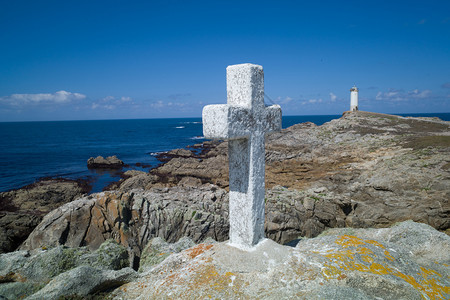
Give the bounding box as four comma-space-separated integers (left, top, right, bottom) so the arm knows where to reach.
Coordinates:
154, 257, 247, 299
318, 235, 449, 300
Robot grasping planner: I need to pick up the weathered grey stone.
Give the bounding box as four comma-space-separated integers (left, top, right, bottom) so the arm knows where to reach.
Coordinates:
18, 246, 90, 283
111, 221, 449, 299
0, 282, 41, 300
139, 236, 195, 271
0, 240, 131, 299
26, 266, 137, 299
21, 187, 230, 263
0, 250, 29, 278
82, 239, 129, 270
203, 63, 281, 249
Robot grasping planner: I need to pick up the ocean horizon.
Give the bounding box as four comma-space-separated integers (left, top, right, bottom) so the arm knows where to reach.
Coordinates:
1, 112, 449, 194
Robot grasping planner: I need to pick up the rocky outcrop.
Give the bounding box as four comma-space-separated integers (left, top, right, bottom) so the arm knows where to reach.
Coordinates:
16, 184, 377, 261
138, 236, 197, 272
18, 112, 450, 264
87, 155, 124, 168
111, 221, 449, 299
3, 221, 448, 299
20, 185, 230, 269
0, 179, 89, 253
115, 111, 449, 234
0, 239, 136, 299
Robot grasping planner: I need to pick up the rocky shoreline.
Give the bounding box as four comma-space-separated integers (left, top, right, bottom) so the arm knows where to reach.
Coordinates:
0, 178, 91, 253
1, 111, 449, 299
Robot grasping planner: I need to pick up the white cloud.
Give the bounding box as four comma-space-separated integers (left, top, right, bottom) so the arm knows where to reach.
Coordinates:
308, 98, 323, 104
91, 95, 133, 110
150, 100, 164, 109
100, 96, 132, 103
330, 92, 337, 102
283, 96, 293, 104
375, 88, 432, 101
0, 90, 86, 106
101, 96, 115, 102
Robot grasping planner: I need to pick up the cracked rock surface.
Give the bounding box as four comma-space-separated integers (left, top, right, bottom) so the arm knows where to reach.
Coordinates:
111, 221, 449, 300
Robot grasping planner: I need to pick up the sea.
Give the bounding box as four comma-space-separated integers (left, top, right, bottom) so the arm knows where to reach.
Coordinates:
1, 113, 449, 194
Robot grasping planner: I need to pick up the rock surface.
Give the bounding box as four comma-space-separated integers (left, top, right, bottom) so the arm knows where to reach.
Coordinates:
138, 236, 197, 272
111, 221, 449, 299
115, 111, 450, 234
20, 185, 230, 268
18, 112, 450, 265
87, 155, 125, 168
0, 179, 89, 253
19, 184, 357, 261
0, 239, 136, 299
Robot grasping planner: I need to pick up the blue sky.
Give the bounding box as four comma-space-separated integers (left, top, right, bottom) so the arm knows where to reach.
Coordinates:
0, 0, 449, 121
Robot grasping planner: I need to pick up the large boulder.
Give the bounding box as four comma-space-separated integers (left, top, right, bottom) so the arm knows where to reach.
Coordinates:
20, 186, 230, 267
0, 239, 135, 299
0, 179, 89, 253
26, 266, 136, 300
111, 221, 450, 299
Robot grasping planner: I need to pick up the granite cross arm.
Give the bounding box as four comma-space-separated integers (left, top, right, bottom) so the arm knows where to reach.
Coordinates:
202, 63, 282, 249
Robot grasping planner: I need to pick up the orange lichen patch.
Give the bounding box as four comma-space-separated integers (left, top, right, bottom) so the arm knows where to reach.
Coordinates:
369, 263, 391, 275
185, 243, 213, 259
384, 250, 395, 261
335, 235, 366, 248
356, 247, 373, 255
361, 255, 374, 264
318, 235, 450, 300
290, 258, 321, 281
155, 261, 246, 298
337, 274, 347, 280
420, 267, 442, 278
0, 272, 27, 283
364, 239, 385, 249
321, 264, 342, 280
393, 270, 450, 300
335, 235, 387, 250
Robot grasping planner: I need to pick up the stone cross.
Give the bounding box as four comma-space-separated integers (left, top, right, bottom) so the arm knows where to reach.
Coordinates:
202, 63, 282, 249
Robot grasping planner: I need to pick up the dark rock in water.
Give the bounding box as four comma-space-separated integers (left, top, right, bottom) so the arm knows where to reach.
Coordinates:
0, 179, 89, 253
155, 148, 195, 162
87, 155, 124, 169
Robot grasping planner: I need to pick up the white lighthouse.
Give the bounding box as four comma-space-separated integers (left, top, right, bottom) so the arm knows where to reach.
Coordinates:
350, 85, 359, 111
